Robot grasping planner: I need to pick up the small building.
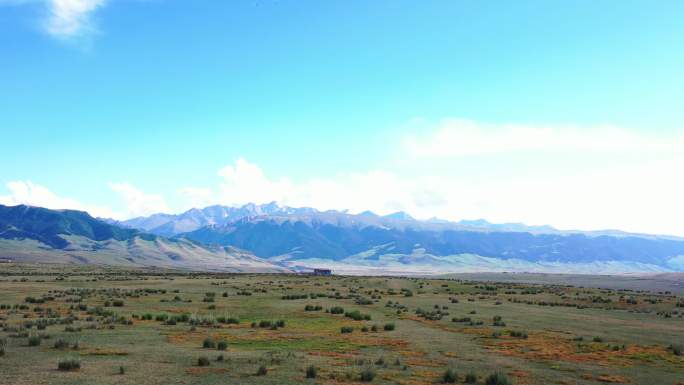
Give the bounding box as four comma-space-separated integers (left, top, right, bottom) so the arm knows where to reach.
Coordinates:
312, 268, 332, 276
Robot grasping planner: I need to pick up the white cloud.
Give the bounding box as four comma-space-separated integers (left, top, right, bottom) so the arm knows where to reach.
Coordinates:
180, 126, 684, 236
404, 118, 684, 157
178, 187, 215, 210
0, 0, 107, 39
0, 180, 172, 220
0, 180, 119, 218
214, 158, 295, 205
45, 0, 106, 38
108, 182, 169, 218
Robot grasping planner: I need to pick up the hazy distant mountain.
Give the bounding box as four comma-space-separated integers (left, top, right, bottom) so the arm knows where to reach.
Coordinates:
384, 211, 415, 221
117, 202, 316, 237
165, 203, 684, 274
7, 202, 684, 274
0, 204, 287, 272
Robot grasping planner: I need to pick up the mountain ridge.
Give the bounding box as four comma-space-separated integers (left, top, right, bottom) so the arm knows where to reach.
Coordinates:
0, 204, 288, 272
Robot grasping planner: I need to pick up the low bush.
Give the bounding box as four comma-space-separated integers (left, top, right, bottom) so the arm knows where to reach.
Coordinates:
383, 323, 395, 331
330, 306, 345, 314
465, 372, 477, 383
510, 330, 528, 339
305, 364, 317, 378
485, 372, 511, 385
670, 343, 683, 356
58, 359, 81, 371
27, 335, 41, 346
360, 366, 375, 382
202, 337, 216, 349
345, 310, 371, 321
53, 338, 70, 349
341, 326, 354, 334
441, 368, 458, 383
197, 356, 210, 366
217, 340, 228, 351
256, 364, 268, 376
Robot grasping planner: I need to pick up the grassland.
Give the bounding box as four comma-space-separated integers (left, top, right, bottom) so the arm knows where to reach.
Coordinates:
0, 263, 682, 385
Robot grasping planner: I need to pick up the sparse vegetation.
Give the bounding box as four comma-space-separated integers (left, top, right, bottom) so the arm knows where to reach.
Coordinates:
197, 356, 210, 366
485, 372, 511, 385
441, 368, 458, 383
0, 264, 680, 385
57, 359, 81, 371
305, 364, 317, 378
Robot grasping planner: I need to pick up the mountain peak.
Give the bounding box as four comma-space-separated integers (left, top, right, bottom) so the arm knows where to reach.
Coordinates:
384, 211, 415, 221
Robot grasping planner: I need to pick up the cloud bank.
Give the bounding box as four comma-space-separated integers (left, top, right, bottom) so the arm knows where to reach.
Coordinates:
0, 180, 167, 220
404, 118, 684, 157
2, 119, 682, 236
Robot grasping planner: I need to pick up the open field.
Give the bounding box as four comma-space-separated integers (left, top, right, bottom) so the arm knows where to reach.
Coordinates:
439, 273, 684, 295
0, 264, 682, 385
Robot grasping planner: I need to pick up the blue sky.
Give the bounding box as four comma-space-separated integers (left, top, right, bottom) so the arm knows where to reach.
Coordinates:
1, 0, 683, 235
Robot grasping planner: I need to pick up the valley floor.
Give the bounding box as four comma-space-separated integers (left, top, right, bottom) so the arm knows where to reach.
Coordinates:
0, 264, 682, 385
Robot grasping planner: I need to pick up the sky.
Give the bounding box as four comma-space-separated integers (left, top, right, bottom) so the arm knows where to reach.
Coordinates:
1, 0, 683, 236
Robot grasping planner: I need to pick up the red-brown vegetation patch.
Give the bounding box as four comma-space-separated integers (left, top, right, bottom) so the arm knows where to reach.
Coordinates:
185, 367, 231, 375
596, 374, 630, 383
487, 332, 674, 368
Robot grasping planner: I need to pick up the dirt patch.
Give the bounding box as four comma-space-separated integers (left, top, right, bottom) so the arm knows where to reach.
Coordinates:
596, 374, 630, 383
185, 367, 231, 375
82, 348, 129, 356
487, 331, 676, 368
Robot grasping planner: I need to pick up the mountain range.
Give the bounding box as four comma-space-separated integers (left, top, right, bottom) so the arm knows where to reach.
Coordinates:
0, 204, 287, 272
2, 202, 684, 274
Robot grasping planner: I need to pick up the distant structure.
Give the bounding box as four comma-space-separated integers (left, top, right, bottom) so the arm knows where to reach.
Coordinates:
312, 268, 332, 276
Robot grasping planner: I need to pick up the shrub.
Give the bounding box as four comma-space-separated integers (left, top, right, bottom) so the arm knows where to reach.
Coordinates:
510, 330, 528, 339
360, 366, 376, 382
345, 310, 371, 321
330, 306, 345, 314
465, 372, 477, 383
383, 323, 395, 331
485, 372, 511, 385
58, 359, 81, 371
593, 336, 604, 343
256, 364, 268, 376
53, 338, 70, 349
671, 343, 683, 356
203, 337, 216, 349
112, 300, 124, 307
119, 366, 125, 375
197, 356, 211, 366
27, 335, 41, 346
258, 320, 272, 328
305, 364, 317, 378
341, 326, 354, 334
442, 368, 458, 383
217, 340, 228, 351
